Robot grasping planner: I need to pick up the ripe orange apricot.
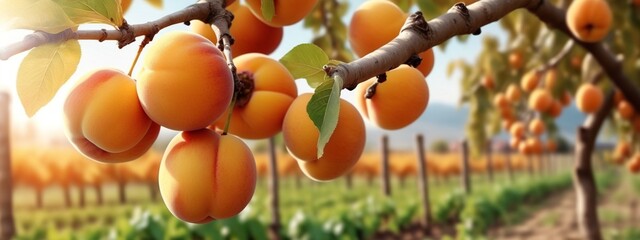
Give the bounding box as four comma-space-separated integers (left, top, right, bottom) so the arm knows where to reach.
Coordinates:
481, 74, 495, 90
349, 0, 405, 58
528, 89, 553, 112
510, 122, 526, 139
526, 137, 543, 154
566, 0, 612, 42
546, 99, 563, 118
627, 154, 640, 173
560, 91, 572, 106
137, 31, 233, 131
493, 93, 509, 109
528, 118, 545, 136
500, 107, 515, 121
282, 93, 366, 181
354, 65, 429, 130
246, 0, 318, 27
544, 68, 557, 91
212, 53, 297, 139
575, 83, 603, 114
614, 141, 631, 162
416, 49, 435, 77
509, 137, 521, 150
191, 3, 283, 56
617, 100, 635, 120
159, 129, 256, 223
63, 69, 160, 163
506, 84, 521, 102
509, 51, 524, 70
520, 70, 540, 93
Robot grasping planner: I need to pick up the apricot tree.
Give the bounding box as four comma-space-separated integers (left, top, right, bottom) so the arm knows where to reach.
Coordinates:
0, 0, 639, 239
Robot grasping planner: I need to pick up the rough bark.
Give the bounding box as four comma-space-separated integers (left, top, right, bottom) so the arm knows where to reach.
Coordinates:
572, 90, 614, 240
381, 135, 391, 197
268, 138, 281, 240
415, 134, 432, 234
0, 92, 15, 240
461, 139, 471, 195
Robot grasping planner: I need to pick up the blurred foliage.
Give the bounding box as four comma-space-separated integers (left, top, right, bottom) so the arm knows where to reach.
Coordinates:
430, 139, 451, 153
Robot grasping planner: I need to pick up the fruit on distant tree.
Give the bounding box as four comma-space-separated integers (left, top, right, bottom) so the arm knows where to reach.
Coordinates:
509, 51, 524, 70
529, 118, 545, 136
493, 93, 509, 109
481, 74, 495, 90
282, 93, 366, 181
158, 129, 256, 223
566, 0, 612, 42
506, 84, 521, 102
575, 83, 603, 113
510, 122, 525, 139
136, 31, 233, 131
354, 65, 429, 130
520, 70, 540, 93
63, 69, 160, 163
212, 53, 297, 139
246, 0, 318, 27
617, 100, 635, 120
528, 89, 553, 112
191, 3, 283, 56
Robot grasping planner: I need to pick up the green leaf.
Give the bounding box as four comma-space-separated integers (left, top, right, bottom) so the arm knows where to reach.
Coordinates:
261, 0, 275, 22
0, 0, 76, 33
17, 40, 81, 117
68, 0, 122, 26
280, 43, 330, 88
416, 0, 439, 20
307, 76, 343, 158
145, 0, 163, 8
55, 0, 124, 27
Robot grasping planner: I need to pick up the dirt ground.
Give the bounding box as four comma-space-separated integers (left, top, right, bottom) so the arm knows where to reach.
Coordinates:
490, 174, 640, 240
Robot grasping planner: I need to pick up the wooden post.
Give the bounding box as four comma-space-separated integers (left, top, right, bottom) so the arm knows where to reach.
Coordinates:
95, 184, 103, 205
461, 139, 471, 195
0, 92, 15, 240
268, 138, 281, 240
118, 181, 127, 204
79, 185, 86, 208
381, 135, 391, 197
415, 134, 431, 234
486, 139, 494, 182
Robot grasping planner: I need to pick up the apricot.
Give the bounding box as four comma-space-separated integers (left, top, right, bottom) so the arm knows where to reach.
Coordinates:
526, 137, 543, 154
493, 93, 509, 109
137, 31, 233, 131
509, 137, 521, 150
617, 100, 635, 120
500, 107, 514, 121
528, 89, 553, 112
481, 74, 495, 90
246, 0, 318, 27
528, 119, 545, 136
282, 93, 366, 181
520, 70, 540, 93
575, 83, 603, 114
191, 3, 283, 56
349, 0, 405, 58
121, 0, 132, 13
560, 91, 572, 106
627, 154, 640, 173
158, 129, 256, 223
510, 122, 526, 139
546, 99, 563, 118
509, 51, 524, 70
63, 69, 160, 163
416, 49, 435, 77
354, 65, 429, 130
212, 53, 297, 139
506, 84, 521, 102
614, 141, 631, 162
518, 140, 531, 155
544, 68, 557, 91
566, 0, 612, 43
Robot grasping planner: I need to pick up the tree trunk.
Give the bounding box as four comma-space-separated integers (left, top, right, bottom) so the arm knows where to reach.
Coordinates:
0, 92, 15, 240
574, 127, 602, 240
461, 139, 471, 195
486, 140, 494, 182
118, 182, 126, 204
78, 185, 86, 208
415, 134, 431, 234
35, 187, 44, 209
95, 184, 103, 205
267, 138, 281, 240
380, 135, 391, 197
572, 90, 614, 240
63, 185, 72, 208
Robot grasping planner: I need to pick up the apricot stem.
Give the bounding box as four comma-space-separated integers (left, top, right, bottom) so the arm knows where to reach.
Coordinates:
222, 91, 237, 136
127, 35, 152, 76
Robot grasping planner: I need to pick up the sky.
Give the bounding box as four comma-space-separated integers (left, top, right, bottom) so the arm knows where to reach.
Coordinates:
0, 0, 508, 144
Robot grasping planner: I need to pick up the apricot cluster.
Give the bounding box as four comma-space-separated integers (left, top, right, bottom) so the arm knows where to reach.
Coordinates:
63, 31, 256, 224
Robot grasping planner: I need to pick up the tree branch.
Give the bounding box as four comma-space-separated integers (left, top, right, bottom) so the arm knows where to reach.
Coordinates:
0, 0, 229, 60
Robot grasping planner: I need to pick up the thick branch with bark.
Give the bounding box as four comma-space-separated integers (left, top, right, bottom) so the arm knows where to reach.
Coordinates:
0, 0, 230, 60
